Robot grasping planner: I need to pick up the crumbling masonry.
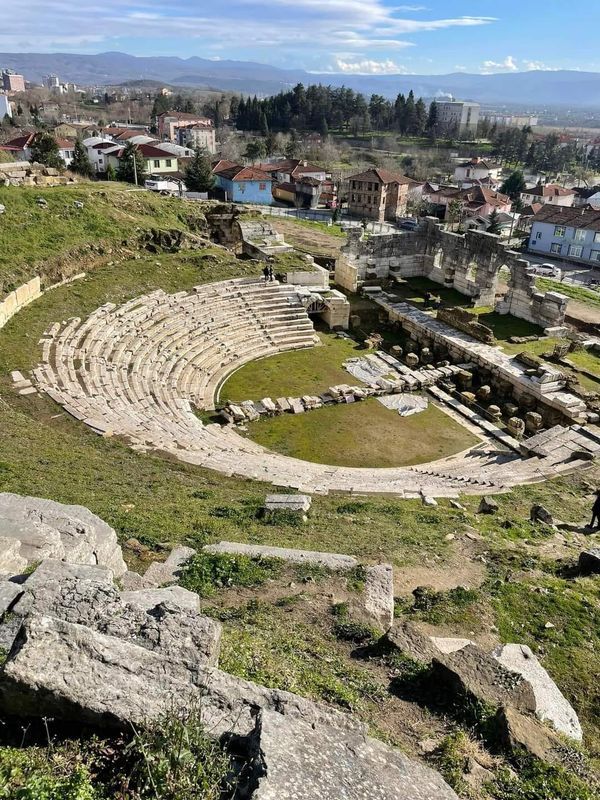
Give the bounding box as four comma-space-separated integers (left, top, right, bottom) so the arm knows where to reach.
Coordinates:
336, 219, 568, 330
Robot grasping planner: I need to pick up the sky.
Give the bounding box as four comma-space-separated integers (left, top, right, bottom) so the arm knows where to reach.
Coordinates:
2, 0, 599, 75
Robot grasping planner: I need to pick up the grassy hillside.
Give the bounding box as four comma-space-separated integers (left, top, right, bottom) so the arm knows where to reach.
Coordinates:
0, 182, 209, 294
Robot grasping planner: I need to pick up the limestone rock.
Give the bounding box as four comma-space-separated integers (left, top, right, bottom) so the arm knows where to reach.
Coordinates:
0, 581, 23, 616
120, 585, 200, 612
0, 537, 27, 576
579, 548, 600, 575
430, 644, 536, 713
203, 541, 358, 570
383, 621, 440, 663
496, 706, 569, 765
253, 708, 459, 800
493, 643, 581, 741
0, 493, 127, 576
362, 564, 394, 630
478, 496, 499, 514
530, 505, 556, 526
143, 545, 196, 587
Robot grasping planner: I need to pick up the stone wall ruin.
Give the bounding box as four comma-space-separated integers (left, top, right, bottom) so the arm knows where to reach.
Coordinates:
336, 219, 568, 330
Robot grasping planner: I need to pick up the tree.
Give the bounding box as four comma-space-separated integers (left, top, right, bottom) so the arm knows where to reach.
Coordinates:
105, 163, 116, 181
487, 208, 502, 235
117, 141, 146, 184
185, 147, 215, 192
425, 101, 438, 140
70, 139, 93, 178
447, 199, 464, 230
244, 139, 265, 163
29, 132, 65, 169
500, 170, 526, 201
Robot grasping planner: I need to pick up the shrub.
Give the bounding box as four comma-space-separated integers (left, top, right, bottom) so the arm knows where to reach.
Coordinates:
123, 706, 232, 800
492, 755, 596, 800
333, 619, 376, 644
179, 552, 281, 597
0, 744, 99, 800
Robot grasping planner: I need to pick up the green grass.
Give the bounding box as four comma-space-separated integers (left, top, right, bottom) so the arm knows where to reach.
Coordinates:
0, 183, 212, 294
472, 310, 544, 342
537, 278, 600, 310
243, 399, 478, 468
219, 330, 361, 402
390, 277, 470, 309
275, 216, 347, 238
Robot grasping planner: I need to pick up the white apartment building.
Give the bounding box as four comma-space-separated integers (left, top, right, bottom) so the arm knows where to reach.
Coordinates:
435, 100, 480, 136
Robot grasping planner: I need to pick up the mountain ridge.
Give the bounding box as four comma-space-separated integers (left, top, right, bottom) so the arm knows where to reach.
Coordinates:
1, 51, 599, 106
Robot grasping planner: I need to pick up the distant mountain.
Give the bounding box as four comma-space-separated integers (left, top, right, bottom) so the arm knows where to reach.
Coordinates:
2, 51, 600, 107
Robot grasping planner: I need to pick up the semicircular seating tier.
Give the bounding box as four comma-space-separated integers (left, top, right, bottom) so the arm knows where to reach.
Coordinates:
31, 277, 600, 498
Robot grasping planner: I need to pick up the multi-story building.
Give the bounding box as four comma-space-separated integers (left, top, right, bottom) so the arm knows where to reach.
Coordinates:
177, 122, 216, 154
1, 70, 25, 93
529, 206, 600, 266
346, 168, 412, 222
44, 74, 60, 89
0, 94, 12, 119
435, 100, 480, 136
157, 112, 214, 144
482, 113, 538, 128
521, 184, 576, 208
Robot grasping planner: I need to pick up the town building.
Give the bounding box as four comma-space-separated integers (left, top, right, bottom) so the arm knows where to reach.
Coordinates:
44, 74, 60, 90
157, 112, 214, 144
0, 133, 75, 166
521, 183, 576, 208
346, 168, 412, 222
454, 157, 502, 185
1, 70, 25, 93
259, 159, 327, 184
482, 113, 538, 128
435, 100, 480, 136
0, 94, 12, 119
529, 206, 600, 266
212, 163, 273, 204
176, 122, 216, 154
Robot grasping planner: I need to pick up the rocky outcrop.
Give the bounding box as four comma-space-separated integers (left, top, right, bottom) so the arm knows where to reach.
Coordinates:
496, 706, 572, 765
0, 493, 127, 577
142, 546, 196, 587
579, 548, 600, 575
493, 644, 582, 740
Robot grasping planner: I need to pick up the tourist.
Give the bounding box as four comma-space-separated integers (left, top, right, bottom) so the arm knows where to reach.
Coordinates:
262, 265, 269, 283
590, 490, 600, 530
268, 266, 274, 282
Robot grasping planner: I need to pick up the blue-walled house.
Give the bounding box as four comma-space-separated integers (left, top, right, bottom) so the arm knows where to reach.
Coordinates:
213, 163, 273, 204
529, 205, 600, 267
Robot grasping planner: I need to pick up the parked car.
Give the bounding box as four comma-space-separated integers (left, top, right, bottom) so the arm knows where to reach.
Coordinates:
399, 218, 419, 231
531, 263, 562, 279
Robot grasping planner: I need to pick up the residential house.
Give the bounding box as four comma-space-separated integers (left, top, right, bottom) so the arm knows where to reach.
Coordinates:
0, 93, 11, 119
528, 205, 600, 266
521, 183, 576, 208
346, 168, 412, 222
454, 157, 502, 185
272, 177, 323, 209
83, 138, 121, 174
0, 133, 75, 166
463, 211, 520, 237
157, 112, 214, 143
259, 159, 327, 184
453, 186, 512, 219
573, 186, 600, 209
177, 122, 216, 154
213, 164, 273, 204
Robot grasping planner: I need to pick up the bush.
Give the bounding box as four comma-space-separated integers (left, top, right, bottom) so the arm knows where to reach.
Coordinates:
0, 744, 100, 800
179, 552, 281, 597
123, 706, 232, 800
492, 755, 596, 800
333, 619, 375, 644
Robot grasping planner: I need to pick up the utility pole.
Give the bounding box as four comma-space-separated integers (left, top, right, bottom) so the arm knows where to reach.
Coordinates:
132, 145, 138, 187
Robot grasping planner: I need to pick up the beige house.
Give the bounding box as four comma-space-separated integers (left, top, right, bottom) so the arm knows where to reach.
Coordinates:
347, 168, 411, 222
521, 184, 576, 208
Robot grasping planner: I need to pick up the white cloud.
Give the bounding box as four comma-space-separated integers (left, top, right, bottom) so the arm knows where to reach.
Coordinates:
481, 55, 518, 73
523, 60, 560, 71
332, 57, 408, 74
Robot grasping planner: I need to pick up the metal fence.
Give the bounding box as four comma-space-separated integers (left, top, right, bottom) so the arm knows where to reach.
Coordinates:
247, 204, 399, 236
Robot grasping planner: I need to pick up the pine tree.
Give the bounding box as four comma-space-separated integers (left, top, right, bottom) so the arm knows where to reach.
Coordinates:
259, 112, 269, 137
500, 171, 526, 201
404, 91, 417, 136
29, 132, 65, 169
116, 141, 146, 184
70, 139, 93, 178
426, 101, 438, 139
415, 98, 427, 137
185, 147, 215, 192
487, 208, 502, 235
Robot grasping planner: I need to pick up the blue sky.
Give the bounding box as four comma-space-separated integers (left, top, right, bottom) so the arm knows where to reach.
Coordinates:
3, 0, 599, 75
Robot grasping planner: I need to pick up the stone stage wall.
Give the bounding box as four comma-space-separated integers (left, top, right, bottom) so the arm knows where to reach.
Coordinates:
336, 219, 568, 330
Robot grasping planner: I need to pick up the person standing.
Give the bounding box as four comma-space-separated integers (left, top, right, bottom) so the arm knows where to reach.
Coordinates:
262, 265, 269, 283
590, 490, 600, 530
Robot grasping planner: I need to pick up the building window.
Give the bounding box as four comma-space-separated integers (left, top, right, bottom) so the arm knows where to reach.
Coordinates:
568, 244, 584, 258
153, 160, 160, 168
259, 183, 266, 190
594, 232, 600, 243
554, 226, 566, 237
165, 159, 172, 167
550, 243, 562, 254
574, 228, 586, 242
536, 232, 542, 239
590, 250, 600, 262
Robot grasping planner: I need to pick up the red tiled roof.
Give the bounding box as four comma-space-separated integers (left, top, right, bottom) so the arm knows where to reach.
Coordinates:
216, 164, 273, 182
0, 133, 35, 150
211, 159, 238, 174
348, 167, 412, 185
136, 143, 178, 158
531, 204, 600, 232
523, 183, 575, 198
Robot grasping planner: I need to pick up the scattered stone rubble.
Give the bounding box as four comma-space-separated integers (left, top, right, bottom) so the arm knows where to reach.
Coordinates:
0, 161, 78, 187
0, 498, 457, 799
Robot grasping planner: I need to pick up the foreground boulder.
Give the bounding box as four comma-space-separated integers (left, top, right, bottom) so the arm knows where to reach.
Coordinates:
496, 706, 573, 765
253, 708, 459, 799
430, 644, 536, 713
0, 614, 458, 798
493, 644, 582, 741
579, 548, 600, 575
0, 493, 127, 576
